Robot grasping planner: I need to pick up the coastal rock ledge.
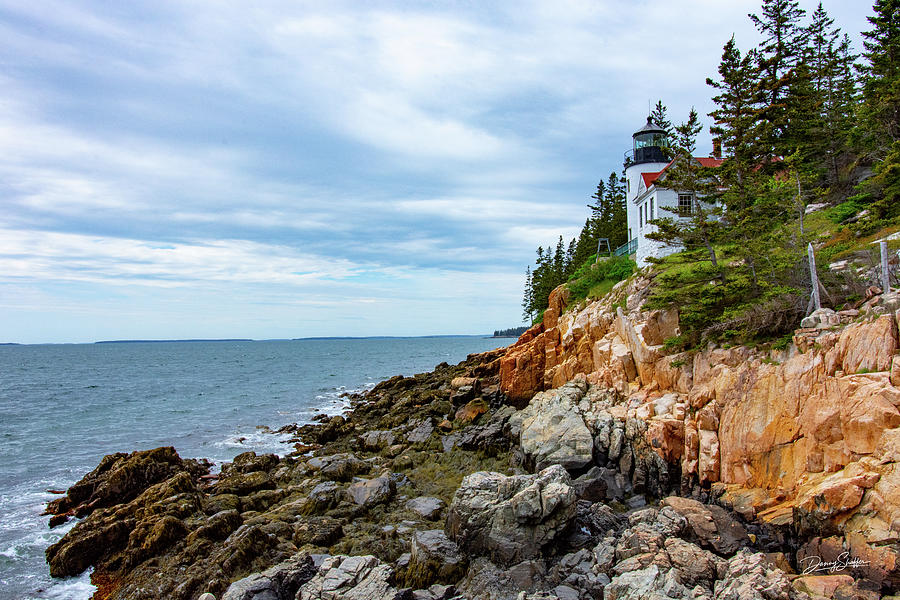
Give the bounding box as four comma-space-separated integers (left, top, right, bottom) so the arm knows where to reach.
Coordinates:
43, 278, 900, 599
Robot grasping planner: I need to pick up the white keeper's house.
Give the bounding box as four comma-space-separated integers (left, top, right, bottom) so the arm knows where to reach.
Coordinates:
616, 117, 723, 267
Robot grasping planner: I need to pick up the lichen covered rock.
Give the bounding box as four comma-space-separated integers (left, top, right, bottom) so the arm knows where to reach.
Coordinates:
510, 381, 594, 471
445, 464, 577, 566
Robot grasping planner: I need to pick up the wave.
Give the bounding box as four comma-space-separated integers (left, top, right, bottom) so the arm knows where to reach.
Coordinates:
0, 482, 96, 599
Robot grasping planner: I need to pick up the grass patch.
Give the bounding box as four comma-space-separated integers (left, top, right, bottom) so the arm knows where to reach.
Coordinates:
587, 279, 617, 299
404, 449, 510, 503
565, 255, 636, 305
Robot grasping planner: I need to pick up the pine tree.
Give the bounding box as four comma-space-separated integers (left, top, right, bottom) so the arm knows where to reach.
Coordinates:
707, 37, 764, 212
584, 173, 627, 253
650, 100, 674, 139
749, 0, 809, 159
571, 218, 597, 268
781, 59, 823, 176
860, 0, 900, 145
588, 180, 608, 229
807, 3, 839, 97
552, 236, 565, 282
605, 171, 627, 250
647, 109, 724, 272
565, 238, 578, 277
522, 266, 534, 323
856, 0, 900, 220
805, 3, 858, 192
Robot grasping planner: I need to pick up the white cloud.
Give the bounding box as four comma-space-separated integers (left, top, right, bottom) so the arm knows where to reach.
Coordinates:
0, 229, 362, 287
0, 0, 877, 342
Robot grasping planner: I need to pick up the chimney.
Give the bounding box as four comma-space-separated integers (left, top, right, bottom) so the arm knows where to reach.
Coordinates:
712, 138, 722, 159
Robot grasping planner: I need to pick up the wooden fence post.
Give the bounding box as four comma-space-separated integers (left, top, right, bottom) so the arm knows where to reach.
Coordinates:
808, 242, 821, 312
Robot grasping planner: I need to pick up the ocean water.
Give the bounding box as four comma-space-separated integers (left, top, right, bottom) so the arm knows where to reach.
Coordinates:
0, 336, 507, 599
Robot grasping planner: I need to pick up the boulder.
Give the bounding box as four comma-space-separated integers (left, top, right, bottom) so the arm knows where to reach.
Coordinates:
801, 308, 838, 329
221, 552, 316, 600
510, 381, 594, 471
545, 546, 610, 599
228, 452, 280, 474
791, 574, 855, 598
360, 430, 396, 451
571, 467, 608, 502
406, 419, 436, 444
455, 399, 488, 424
712, 550, 792, 600
450, 376, 479, 390
406, 496, 446, 521
441, 408, 514, 454
308, 481, 340, 510
445, 465, 577, 566
214, 470, 274, 496
457, 556, 547, 600
604, 564, 689, 600
44, 446, 194, 518
832, 314, 897, 374
346, 474, 394, 507
615, 521, 665, 562
660, 496, 749, 556
406, 529, 467, 588
46, 470, 201, 578
292, 517, 344, 547
409, 584, 460, 600
307, 454, 367, 482
187, 509, 242, 544
297, 555, 400, 600
663, 537, 724, 588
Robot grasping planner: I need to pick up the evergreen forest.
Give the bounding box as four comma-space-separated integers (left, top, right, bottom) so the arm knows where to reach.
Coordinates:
521, 0, 900, 349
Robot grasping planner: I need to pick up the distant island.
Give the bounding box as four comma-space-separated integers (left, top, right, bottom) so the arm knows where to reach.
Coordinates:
95, 339, 253, 344
493, 326, 528, 338
293, 335, 486, 341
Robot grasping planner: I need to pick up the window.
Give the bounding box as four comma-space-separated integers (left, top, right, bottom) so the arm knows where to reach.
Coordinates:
639, 203, 643, 227
649, 198, 654, 221
627, 180, 630, 194
678, 194, 694, 216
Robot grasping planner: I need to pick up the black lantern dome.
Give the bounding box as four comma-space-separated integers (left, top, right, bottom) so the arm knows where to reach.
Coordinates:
631, 117, 669, 165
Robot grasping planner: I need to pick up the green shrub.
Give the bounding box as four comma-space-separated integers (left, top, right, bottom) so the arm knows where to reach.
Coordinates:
566, 256, 636, 303
827, 199, 863, 224
663, 335, 687, 352
772, 334, 793, 351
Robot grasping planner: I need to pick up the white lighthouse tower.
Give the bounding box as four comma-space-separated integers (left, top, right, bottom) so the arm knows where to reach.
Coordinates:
623, 117, 670, 264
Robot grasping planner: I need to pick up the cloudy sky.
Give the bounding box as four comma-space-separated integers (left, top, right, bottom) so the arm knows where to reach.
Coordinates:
0, 0, 873, 343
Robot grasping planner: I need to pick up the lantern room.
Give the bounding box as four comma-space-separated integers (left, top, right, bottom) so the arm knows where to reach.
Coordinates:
630, 117, 669, 165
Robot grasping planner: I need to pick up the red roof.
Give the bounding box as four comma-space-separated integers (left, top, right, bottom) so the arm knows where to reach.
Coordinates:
641, 172, 661, 188
696, 157, 724, 168
640, 156, 722, 190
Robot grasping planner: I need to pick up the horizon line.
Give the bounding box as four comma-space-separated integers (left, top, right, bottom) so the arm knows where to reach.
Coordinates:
0, 332, 525, 346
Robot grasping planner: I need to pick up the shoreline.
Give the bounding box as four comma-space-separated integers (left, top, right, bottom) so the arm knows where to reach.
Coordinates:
0, 336, 506, 600
33, 348, 809, 600
40, 349, 503, 597
38, 299, 900, 600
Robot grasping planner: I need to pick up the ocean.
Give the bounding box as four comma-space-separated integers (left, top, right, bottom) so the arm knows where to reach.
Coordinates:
0, 336, 508, 599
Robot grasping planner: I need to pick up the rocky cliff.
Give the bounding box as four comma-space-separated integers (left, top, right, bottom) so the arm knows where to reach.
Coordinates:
42, 275, 900, 600
501, 276, 900, 590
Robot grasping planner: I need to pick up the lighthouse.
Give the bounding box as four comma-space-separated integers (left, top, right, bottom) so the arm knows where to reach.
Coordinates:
620, 117, 723, 267
623, 117, 670, 262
